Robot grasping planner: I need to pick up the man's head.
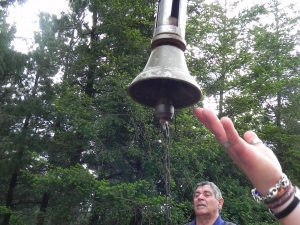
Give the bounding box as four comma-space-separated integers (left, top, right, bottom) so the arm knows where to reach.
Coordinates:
193, 181, 224, 218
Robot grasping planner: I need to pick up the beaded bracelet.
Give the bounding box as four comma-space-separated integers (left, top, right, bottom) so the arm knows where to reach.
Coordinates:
252, 173, 289, 203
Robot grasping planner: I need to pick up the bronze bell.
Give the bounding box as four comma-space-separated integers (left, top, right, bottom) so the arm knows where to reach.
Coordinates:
128, 0, 202, 124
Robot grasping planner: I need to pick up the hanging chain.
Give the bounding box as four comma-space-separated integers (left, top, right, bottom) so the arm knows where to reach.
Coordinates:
161, 121, 172, 225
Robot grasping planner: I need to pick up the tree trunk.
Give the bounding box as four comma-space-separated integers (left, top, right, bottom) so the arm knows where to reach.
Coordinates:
2, 73, 39, 225
2, 173, 18, 225
36, 192, 51, 225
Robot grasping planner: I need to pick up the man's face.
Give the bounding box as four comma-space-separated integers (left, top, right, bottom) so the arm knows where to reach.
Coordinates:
193, 185, 223, 217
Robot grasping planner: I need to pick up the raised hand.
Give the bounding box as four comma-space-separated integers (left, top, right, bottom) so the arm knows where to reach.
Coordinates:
193, 107, 282, 196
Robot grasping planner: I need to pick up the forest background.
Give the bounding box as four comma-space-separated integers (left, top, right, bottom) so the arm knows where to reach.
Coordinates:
1, 0, 300, 224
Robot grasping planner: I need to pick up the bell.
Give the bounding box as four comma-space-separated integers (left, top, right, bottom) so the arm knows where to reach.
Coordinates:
128, 45, 201, 109
128, 0, 202, 123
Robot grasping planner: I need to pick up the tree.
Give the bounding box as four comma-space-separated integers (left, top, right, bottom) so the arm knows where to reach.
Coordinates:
187, 0, 266, 117
0, 5, 29, 224
239, 0, 300, 183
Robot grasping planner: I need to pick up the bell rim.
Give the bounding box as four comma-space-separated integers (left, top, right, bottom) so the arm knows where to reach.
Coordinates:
128, 76, 202, 109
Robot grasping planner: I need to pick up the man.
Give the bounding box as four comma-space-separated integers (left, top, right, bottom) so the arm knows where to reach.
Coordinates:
186, 181, 236, 225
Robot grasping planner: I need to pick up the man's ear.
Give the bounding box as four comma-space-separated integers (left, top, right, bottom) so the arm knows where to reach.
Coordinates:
218, 197, 224, 210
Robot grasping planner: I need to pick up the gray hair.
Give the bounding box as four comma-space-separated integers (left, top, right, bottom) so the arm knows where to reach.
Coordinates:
193, 181, 222, 200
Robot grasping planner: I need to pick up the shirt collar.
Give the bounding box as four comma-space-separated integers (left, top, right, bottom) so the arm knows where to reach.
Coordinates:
191, 215, 225, 225
213, 215, 225, 225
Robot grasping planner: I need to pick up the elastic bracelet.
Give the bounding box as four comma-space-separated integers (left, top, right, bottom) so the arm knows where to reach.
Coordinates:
252, 173, 289, 202
269, 187, 300, 220
265, 183, 294, 209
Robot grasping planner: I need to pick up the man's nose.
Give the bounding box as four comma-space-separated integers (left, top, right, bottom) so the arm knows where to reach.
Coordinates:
197, 194, 204, 200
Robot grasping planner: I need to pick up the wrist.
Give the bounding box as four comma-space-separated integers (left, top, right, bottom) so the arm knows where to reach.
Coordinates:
251, 173, 300, 220
269, 187, 300, 220
252, 173, 289, 202
271, 193, 294, 214
265, 182, 294, 209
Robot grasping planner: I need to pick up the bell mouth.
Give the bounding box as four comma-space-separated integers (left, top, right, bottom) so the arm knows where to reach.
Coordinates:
128, 76, 201, 109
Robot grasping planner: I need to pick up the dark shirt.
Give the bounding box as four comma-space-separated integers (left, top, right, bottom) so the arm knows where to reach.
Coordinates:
189, 215, 233, 225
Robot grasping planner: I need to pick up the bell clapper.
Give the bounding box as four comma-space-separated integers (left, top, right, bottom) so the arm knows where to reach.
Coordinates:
160, 120, 169, 139
154, 89, 174, 138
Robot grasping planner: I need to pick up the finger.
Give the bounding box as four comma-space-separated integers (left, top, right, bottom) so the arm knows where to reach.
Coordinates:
220, 117, 265, 166
220, 117, 242, 147
193, 108, 228, 143
193, 108, 212, 130
218, 117, 250, 164
220, 118, 282, 188
193, 108, 243, 165
221, 119, 278, 167
219, 117, 272, 175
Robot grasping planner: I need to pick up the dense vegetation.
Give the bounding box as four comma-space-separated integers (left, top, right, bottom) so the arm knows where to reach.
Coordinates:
1, 0, 300, 224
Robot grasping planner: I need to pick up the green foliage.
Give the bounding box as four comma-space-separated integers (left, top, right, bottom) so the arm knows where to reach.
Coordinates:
1, 0, 300, 224
0, 206, 11, 216
90, 180, 166, 224
187, 0, 267, 117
